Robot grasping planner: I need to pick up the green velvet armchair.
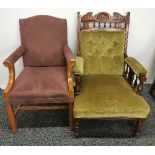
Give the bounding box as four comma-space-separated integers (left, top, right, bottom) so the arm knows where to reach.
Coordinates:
73, 12, 150, 137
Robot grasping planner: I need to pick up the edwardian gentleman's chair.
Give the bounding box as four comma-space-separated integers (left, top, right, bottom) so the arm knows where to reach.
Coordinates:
3, 15, 75, 133
73, 12, 150, 137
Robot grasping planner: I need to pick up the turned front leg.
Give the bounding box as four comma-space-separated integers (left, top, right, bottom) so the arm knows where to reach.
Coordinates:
135, 118, 145, 137
74, 118, 80, 137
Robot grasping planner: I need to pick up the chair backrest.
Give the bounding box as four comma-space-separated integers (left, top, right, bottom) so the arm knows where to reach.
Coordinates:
77, 12, 130, 75
20, 15, 67, 67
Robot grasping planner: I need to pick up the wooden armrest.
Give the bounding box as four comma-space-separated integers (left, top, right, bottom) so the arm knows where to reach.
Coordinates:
67, 59, 75, 97
3, 46, 25, 98
3, 60, 15, 98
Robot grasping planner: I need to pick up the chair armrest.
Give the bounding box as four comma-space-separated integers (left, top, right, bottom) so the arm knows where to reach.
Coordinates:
63, 44, 75, 97
124, 57, 147, 95
63, 44, 73, 62
4, 45, 25, 65
73, 56, 84, 75
125, 57, 147, 76
3, 46, 25, 98
67, 59, 75, 97
73, 56, 84, 95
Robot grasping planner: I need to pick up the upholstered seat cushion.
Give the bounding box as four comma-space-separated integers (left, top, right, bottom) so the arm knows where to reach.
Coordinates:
9, 67, 73, 104
74, 75, 150, 118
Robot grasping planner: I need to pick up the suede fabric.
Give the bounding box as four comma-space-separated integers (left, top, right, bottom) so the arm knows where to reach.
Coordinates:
63, 44, 73, 62
73, 56, 84, 75
125, 57, 147, 75
20, 15, 67, 67
9, 67, 73, 104
5, 46, 25, 64
81, 30, 125, 75
74, 75, 150, 118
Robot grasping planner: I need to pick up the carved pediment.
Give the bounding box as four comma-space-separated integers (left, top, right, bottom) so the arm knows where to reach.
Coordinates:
80, 11, 130, 23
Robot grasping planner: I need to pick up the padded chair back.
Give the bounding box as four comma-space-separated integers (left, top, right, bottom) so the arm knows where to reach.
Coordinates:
19, 15, 67, 67
77, 12, 130, 75
81, 29, 125, 75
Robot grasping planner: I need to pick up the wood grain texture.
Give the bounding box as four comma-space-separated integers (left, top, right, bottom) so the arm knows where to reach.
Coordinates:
124, 62, 147, 95
6, 104, 17, 134
3, 60, 15, 98
135, 118, 146, 137
77, 11, 130, 58
67, 59, 75, 97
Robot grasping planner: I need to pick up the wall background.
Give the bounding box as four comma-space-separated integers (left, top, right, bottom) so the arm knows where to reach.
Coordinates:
0, 8, 155, 88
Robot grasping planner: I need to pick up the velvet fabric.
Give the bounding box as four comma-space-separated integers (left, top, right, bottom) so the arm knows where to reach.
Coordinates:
20, 15, 67, 67
73, 56, 84, 75
9, 67, 73, 104
80, 30, 125, 75
74, 75, 150, 118
125, 57, 147, 75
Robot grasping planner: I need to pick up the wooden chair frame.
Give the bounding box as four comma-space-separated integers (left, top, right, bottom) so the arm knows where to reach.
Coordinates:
74, 12, 147, 137
3, 58, 75, 134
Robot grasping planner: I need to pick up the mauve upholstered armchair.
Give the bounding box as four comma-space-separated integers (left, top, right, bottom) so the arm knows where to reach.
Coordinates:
3, 15, 75, 133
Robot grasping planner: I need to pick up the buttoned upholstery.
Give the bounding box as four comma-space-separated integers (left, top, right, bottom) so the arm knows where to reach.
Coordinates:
80, 30, 125, 75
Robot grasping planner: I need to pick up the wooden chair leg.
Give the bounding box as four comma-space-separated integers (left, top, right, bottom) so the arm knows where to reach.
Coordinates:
69, 102, 73, 131
135, 118, 145, 137
74, 118, 79, 138
6, 104, 18, 134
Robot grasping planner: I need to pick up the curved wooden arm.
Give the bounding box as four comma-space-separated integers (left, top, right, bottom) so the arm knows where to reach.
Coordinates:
3, 60, 15, 98
67, 59, 75, 97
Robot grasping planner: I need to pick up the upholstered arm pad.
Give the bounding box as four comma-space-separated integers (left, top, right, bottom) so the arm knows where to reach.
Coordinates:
4, 45, 25, 64
63, 44, 73, 62
125, 57, 147, 76
73, 56, 84, 75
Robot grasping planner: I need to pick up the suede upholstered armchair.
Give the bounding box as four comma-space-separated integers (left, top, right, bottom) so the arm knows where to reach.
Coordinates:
3, 15, 75, 133
73, 12, 150, 137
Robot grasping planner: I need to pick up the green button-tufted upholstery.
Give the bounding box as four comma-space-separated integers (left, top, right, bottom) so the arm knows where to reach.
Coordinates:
80, 30, 125, 75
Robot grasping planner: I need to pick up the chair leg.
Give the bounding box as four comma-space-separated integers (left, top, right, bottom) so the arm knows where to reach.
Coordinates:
135, 118, 145, 137
6, 104, 18, 134
69, 102, 73, 131
74, 118, 79, 138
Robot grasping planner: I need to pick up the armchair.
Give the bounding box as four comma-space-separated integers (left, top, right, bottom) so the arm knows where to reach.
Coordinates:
73, 12, 150, 137
3, 15, 75, 133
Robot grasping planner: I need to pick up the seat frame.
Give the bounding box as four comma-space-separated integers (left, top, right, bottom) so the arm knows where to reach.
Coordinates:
74, 12, 147, 137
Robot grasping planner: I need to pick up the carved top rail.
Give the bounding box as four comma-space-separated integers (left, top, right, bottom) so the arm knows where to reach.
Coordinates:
77, 11, 130, 56
78, 12, 130, 29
